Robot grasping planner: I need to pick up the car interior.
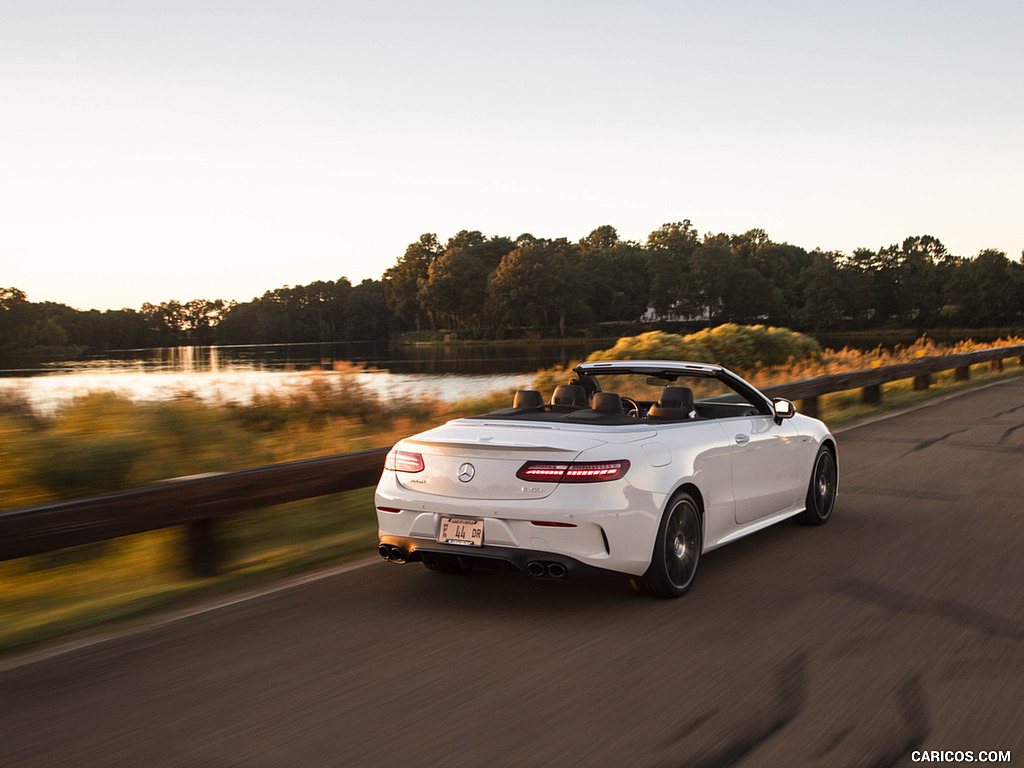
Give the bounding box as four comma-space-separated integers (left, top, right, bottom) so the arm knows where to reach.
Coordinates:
470, 375, 764, 424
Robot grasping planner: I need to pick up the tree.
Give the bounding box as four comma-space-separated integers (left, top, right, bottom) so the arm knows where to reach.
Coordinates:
800, 253, 844, 332
682, 244, 746, 323
56, 306, 151, 349
0, 286, 28, 310
182, 299, 227, 344
347, 279, 390, 340
648, 220, 700, 252
645, 221, 700, 317
894, 236, 946, 325
141, 301, 186, 346
486, 238, 583, 334
581, 242, 649, 323
0, 288, 30, 347
382, 233, 442, 330
419, 248, 491, 329
724, 228, 771, 261
579, 225, 620, 252
945, 249, 1021, 326
414, 232, 516, 330
748, 242, 813, 326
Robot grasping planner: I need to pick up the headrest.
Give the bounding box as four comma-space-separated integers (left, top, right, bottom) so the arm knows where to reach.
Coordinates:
592, 392, 623, 413
658, 386, 694, 409
512, 390, 544, 409
648, 386, 696, 420
551, 384, 588, 407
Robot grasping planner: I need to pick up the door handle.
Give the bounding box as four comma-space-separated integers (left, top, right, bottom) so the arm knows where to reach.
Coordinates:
735, 434, 750, 445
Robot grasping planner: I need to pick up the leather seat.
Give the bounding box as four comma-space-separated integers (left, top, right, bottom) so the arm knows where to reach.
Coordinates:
647, 386, 696, 420
550, 384, 588, 409
591, 392, 624, 414
512, 390, 544, 409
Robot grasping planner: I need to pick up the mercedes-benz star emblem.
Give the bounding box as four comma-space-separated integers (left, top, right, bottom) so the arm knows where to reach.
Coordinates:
457, 462, 475, 483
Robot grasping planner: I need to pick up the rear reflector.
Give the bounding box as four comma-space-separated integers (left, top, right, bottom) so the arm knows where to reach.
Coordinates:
516, 460, 630, 483
376, 506, 402, 513
384, 449, 425, 473
530, 521, 578, 528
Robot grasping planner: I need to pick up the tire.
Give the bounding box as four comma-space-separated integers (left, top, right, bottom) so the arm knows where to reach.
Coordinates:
799, 446, 837, 525
632, 490, 702, 598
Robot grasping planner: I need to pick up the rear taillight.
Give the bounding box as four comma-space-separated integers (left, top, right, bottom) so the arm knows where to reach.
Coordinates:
384, 449, 425, 473
516, 460, 630, 483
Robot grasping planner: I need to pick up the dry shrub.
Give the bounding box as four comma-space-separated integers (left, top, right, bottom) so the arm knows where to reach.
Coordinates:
585, 325, 821, 375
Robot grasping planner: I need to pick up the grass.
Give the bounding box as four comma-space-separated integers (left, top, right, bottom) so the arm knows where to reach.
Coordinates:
1, 334, 1021, 656
0, 488, 379, 655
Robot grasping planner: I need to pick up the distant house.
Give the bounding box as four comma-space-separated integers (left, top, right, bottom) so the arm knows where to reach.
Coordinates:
639, 304, 713, 323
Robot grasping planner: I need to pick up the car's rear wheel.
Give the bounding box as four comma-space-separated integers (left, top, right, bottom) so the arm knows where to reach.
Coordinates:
799, 446, 836, 525
632, 490, 702, 598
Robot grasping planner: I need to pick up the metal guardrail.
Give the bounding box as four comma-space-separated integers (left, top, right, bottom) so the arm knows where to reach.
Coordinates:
2, 343, 1022, 574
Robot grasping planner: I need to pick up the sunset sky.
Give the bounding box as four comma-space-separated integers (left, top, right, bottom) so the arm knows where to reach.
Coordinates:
3, 0, 1022, 311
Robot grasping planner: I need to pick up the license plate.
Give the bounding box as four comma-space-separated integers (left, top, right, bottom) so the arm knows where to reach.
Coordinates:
437, 517, 484, 547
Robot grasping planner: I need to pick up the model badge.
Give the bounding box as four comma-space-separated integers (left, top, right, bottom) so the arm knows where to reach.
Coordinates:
457, 463, 475, 483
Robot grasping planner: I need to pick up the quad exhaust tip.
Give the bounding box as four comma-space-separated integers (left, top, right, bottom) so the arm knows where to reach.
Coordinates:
526, 560, 567, 580
382, 547, 564, 576
379, 544, 406, 563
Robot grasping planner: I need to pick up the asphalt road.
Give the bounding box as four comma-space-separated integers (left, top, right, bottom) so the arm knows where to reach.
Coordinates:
2, 378, 1023, 768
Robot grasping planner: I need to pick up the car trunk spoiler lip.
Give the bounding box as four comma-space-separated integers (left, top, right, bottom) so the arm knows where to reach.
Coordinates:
403, 436, 582, 452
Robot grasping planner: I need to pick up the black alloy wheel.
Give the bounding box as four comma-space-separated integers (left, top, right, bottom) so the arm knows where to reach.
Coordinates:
799, 447, 837, 525
632, 491, 702, 598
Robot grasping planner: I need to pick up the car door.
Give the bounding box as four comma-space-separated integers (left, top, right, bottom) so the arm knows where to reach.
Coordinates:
723, 414, 804, 524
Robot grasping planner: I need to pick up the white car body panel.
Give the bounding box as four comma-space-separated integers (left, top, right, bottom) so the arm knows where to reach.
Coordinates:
374, 360, 837, 585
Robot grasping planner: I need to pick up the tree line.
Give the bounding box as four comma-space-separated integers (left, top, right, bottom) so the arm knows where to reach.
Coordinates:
3, 222, 1023, 351
0, 279, 388, 351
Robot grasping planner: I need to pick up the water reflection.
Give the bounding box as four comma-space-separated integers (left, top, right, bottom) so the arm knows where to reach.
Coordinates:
0, 340, 610, 413
3, 340, 608, 377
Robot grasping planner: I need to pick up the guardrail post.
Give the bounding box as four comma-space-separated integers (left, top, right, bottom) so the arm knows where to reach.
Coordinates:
186, 518, 221, 578
955, 366, 970, 382
912, 374, 932, 391
799, 397, 819, 418
862, 384, 881, 405
989, 359, 1003, 373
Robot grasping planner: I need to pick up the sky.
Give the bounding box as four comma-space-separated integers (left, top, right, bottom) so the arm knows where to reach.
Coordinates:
2, 0, 1022, 312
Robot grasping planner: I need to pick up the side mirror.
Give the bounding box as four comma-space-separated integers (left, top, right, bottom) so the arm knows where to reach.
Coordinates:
772, 398, 795, 423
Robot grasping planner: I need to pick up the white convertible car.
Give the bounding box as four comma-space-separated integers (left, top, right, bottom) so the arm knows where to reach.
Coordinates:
375, 360, 837, 597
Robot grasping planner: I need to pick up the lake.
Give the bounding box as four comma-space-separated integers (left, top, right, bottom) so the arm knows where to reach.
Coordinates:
2, 330, 1010, 414
0, 340, 614, 414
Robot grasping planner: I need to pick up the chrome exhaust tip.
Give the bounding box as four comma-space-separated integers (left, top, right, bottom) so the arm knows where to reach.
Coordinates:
546, 562, 567, 579
380, 544, 406, 563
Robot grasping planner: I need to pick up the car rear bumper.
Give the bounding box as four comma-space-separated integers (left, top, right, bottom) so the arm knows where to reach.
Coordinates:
377, 535, 605, 580
375, 471, 666, 577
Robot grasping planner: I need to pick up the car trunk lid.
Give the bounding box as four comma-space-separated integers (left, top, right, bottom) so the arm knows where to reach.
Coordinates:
393, 422, 607, 500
